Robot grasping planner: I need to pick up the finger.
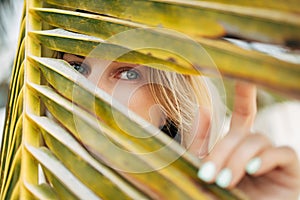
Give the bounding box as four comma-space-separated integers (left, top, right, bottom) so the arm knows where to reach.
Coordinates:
246, 146, 300, 192
215, 134, 272, 188
197, 82, 257, 183
197, 131, 242, 183
230, 81, 257, 135
188, 107, 211, 158
249, 146, 300, 178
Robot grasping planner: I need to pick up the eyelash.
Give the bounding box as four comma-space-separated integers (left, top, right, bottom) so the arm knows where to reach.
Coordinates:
113, 67, 141, 81
68, 61, 90, 76
68, 60, 141, 81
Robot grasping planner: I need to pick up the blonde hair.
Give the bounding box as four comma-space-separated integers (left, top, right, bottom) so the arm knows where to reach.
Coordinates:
57, 51, 224, 150
148, 69, 215, 148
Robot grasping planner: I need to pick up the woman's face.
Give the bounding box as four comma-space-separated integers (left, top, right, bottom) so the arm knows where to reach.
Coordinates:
63, 53, 165, 128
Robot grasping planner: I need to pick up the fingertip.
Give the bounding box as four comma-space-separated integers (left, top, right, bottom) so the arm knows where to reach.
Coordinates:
216, 168, 232, 188
197, 161, 216, 183
245, 157, 262, 175
235, 81, 257, 99
235, 80, 256, 90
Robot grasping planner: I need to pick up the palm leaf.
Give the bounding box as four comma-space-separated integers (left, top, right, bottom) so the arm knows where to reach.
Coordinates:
26, 57, 237, 199
44, 0, 300, 46
193, 0, 300, 13
25, 145, 101, 200
1, 0, 299, 200
26, 113, 145, 199
29, 8, 300, 97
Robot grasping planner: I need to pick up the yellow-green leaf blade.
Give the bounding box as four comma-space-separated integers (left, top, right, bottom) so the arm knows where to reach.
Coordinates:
44, 0, 300, 45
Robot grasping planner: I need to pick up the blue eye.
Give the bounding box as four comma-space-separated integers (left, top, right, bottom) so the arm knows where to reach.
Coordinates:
69, 61, 90, 76
119, 69, 140, 80
69, 62, 90, 76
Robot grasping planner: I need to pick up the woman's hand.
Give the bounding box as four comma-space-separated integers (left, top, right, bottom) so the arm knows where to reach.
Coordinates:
190, 82, 300, 200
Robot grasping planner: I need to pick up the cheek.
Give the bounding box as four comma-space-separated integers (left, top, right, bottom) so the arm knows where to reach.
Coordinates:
127, 87, 164, 127
90, 71, 164, 127
105, 83, 163, 127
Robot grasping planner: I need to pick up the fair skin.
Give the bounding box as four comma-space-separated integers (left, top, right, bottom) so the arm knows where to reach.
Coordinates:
63, 53, 165, 128
190, 83, 300, 199
63, 53, 300, 199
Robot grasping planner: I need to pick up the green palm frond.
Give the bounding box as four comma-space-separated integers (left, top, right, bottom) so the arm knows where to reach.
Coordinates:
44, 0, 300, 45
1, 0, 299, 199
30, 7, 300, 97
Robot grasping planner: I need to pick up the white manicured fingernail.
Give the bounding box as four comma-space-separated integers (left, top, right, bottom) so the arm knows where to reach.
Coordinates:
197, 161, 216, 182
246, 157, 261, 175
216, 168, 232, 188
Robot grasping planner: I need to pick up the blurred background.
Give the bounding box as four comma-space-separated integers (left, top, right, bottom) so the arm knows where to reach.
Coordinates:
0, 0, 23, 138
0, 0, 23, 142
0, 0, 300, 158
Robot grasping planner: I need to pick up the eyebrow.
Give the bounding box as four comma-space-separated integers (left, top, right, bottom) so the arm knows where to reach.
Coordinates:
75, 55, 85, 59
61, 52, 85, 59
